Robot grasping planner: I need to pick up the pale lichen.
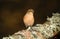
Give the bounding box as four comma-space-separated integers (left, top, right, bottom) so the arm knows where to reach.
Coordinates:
3, 13, 60, 39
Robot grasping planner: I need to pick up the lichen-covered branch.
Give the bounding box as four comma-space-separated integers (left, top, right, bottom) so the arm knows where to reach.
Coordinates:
3, 13, 60, 39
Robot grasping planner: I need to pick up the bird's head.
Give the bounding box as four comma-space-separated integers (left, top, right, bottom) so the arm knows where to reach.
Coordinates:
27, 9, 34, 14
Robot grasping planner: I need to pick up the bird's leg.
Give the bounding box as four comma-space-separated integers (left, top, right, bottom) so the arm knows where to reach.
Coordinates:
27, 26, 31, 31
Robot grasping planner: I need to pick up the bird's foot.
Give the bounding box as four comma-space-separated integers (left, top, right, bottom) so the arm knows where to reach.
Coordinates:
27, 27, 31, 31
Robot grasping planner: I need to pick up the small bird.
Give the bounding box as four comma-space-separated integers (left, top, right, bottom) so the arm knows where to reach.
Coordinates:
23, 9, 34, 30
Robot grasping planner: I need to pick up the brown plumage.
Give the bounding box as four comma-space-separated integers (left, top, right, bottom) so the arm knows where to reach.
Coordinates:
23, 9, 34, 30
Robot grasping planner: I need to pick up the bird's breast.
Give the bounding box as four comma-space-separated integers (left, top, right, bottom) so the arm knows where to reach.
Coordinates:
23, 15, 34, 26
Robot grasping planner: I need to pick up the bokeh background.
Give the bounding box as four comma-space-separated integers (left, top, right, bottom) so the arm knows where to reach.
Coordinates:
0, 0, 60, 39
